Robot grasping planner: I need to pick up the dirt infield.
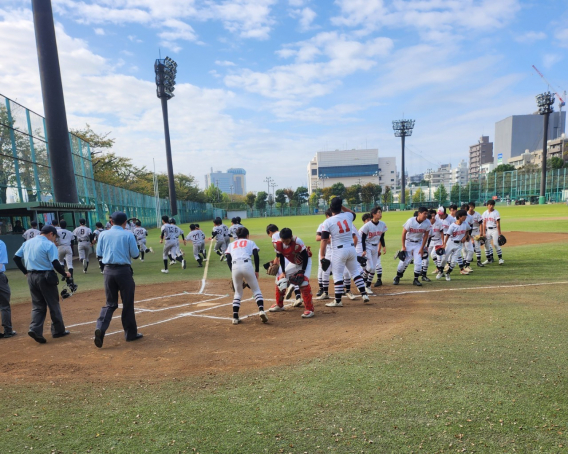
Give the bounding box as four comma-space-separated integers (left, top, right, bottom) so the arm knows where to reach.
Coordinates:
504, 231, 568, 246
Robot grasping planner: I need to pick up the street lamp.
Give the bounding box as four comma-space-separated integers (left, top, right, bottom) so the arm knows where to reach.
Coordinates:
536, 92, 555, 204
392, 118, 415, 207
319, 173, 329, 189
155, 56, 178, 215
263, 176, 273, 196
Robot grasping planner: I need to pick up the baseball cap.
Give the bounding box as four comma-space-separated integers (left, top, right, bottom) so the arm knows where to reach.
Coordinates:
437, 206, 445, 214
41, 225, 59, 237
330, 197, 343, 211
111, 211, 128, 225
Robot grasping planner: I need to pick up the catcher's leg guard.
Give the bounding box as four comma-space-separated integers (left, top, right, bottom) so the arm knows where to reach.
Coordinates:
300, 284, 314, 312
274, 285, 284, 306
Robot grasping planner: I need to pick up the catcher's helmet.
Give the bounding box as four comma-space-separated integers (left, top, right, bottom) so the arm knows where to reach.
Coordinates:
498, 234, 507, 246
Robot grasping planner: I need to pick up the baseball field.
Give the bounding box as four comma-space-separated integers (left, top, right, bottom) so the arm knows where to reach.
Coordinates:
1, 204, 567, 453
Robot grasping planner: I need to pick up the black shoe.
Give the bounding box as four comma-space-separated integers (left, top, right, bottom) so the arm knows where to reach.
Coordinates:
126, 333, 144, 342
421, 275, 431, 282
413, 278, 423, 287
28, 330, 47, 344
316, 289, 323, 297
53, 330, 70, 338
393, 276, 400, 285
374, 279, 383, 287
477, 261, 484, 267
2, 330, 16, 338
197, 263, 203, 267
94, 328, 104, 348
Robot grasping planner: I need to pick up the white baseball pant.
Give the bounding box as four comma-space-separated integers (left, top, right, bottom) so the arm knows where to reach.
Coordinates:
58, 245, 73, 269
396, 241, 423, 275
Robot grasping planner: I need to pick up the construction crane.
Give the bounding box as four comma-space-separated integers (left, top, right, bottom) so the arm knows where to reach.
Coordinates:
532, 64, 566, 110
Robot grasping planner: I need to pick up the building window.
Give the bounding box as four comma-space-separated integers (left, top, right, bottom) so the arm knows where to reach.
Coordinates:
311, 169, 317, 175
390, 171, 394, 173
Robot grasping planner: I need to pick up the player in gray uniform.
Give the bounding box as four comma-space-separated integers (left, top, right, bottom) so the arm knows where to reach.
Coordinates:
442, 209, 471, 279
424, 209, 444, 279
467, 202, 485, 267
187, 224, 207, 267
57, 220, 76, 278
92, 222, 105, 273
168, 218, 185, 264
22, 221, 41, 241
160, 215, 186, 273
73, 218, 93, 273
133, 220, 153, 261
210, 217, 230, 261
194, 224, 207, 257
228, 217, 244, 241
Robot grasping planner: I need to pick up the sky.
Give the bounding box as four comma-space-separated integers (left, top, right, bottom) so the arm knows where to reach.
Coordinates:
1, 0, 567, 193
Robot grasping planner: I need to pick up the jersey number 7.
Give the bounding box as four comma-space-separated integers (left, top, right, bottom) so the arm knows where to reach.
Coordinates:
336, 220, 350, 233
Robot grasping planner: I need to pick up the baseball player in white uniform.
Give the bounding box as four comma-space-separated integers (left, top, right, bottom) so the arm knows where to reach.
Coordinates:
360, 206, 387, 291
481, 200, 504, 265
459, 203, 476, 273
211, 217, 230, 261
133, 220, 153, 261
424, 209, 445, 279
315, 209, 333, 300
467, 202, 485, 267
341, 213, 369, 299
57, 220, 76, 278
393, 207, 431, 287
442, 209, 471, 279
187, 224, 207, 267
167, 218, 185, 264
225, 227, 268, 325
22, 221, 41, 241
73, 218, 93, 273
160, 215, 186, 273
320, 197, 369, 307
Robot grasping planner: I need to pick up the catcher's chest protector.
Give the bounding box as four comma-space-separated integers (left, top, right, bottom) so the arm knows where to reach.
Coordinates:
275, 238, 305, 265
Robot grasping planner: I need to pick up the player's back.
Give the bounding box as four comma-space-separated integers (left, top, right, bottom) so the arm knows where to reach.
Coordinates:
58, 229, 75, 246
323, 212, 356, 246
74, 226, 92, 241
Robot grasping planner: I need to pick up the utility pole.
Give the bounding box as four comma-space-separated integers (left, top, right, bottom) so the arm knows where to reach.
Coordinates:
392, 119, 415, 207
536, 92, 555, 204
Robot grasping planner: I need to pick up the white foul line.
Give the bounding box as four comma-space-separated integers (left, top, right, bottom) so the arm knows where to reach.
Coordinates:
198, 240, 214, 294
379, 281, 568, 296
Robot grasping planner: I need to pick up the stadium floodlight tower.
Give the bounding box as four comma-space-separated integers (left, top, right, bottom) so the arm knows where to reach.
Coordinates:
155, 56, 178, 215
535, 92, 555, 205
392, 118, 415, 207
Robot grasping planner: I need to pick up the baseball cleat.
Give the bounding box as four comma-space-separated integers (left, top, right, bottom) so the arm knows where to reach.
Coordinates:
316, 289, 323, 297
465, 266, 473, 273
94, 328, 104, 348
293, 297, 304, 307
140, 259, 144, 262
499, 259, 505, 265
436, 272, 443, 280
268, 304, 285, 312
481, 259, 489, 265
362, 294, 370, 304
393, 276, 400, 285
170, 260, 176, 265
316, 292, 330, 300
459, 269, 470, 275
301, 310, 315, 318
374, 279, 383, 287
325, 301, 343, 307
161, 269, 169, 274
365, 286, 375, 295
182, 259, 187, 269
232, 318, 240, 325
412, 278, 422, 287
445, 274, 451, 281
259, 311, 268, 323
421, 275, 431, 282
443, 264, 450, 273
149, 247, 154, 253
477, 261, 484, 267
431, 269, 439, 275
197, 263, 203, 267
285, 285, 295, 300
346, 292, 359, 300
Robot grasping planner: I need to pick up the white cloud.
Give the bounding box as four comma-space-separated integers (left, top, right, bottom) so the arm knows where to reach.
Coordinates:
290, 7, 317, 32
94, 27, 105, 35
226, 32, 393, 101
215, 60, 236, 66
514, 31, 546, 43
555, 28, 568, 47
542, 54, 562, 70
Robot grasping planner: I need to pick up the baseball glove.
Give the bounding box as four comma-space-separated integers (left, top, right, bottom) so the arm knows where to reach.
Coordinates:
498, 234, 507, 246
357, 255, 368, 267
231, 279, 251, 292
473, 234, 486, 242
264, 261, 279, 276
394, 250, 407, 261
289, 271, 305, 286
320, 258, 331, 272
435, 245, 445, 256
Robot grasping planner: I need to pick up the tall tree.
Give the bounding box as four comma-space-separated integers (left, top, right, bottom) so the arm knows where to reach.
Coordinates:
321, 187, 333, 203
330, 182, 346, 199
382, 186, 392, 204
255, 191, 268, 210
245, 192, 256, 208
308, 188, 322, 206
490, 164, 515, 173
294, 186, 309, 205
275, 189, 287, 207
345, 184, 362, 205
283, 188, 295, 206
69, 123, 115, 158
434, 183, 448, 203
450, 184, 463, 204
412, 188, 425, 203
547, 157, 564, 169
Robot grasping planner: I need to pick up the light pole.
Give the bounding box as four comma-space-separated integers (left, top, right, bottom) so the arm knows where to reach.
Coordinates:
263, 176, 273, 196
215, 179, 220, 202
319, 174, 329, 189
155, 56, 178, 215
230, 185, 234, 201
536, 92, 555, 204
392, 119, 415, 207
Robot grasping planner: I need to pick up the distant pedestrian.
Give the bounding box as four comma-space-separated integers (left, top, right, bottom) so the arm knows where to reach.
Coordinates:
13, 225, 71, 343
94, 211, 142, 348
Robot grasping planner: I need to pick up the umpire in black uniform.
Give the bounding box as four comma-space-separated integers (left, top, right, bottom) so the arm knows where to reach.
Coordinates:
13, 225, 71, 343
94, 211, 142, 348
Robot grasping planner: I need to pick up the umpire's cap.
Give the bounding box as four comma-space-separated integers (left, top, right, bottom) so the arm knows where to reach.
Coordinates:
41, 225, 59, 237
111, 211, 128, 225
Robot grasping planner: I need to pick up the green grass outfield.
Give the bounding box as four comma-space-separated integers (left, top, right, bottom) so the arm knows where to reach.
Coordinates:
4, 204, 568, 303
1, 204, 567, 453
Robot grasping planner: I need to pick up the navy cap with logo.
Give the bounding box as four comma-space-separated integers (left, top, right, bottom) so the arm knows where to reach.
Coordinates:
111, 211, 128, 226
41, 225, 59, 237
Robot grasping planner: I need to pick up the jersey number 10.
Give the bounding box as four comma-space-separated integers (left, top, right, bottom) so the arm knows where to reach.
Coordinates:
336, 220, 351, 233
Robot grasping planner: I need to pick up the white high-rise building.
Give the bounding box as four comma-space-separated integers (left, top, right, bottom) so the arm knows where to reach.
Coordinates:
307, 149, 396, 193
450, 160, 469, 186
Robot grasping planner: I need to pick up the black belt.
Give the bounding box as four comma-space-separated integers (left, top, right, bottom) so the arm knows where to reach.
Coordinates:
453, 240, 461, 244
336, 243, 354, 249
487, 227, 495, 229
29, 270, 51, 273
407, 240, 420, 243
104, 264, 130, 268
79, 240, 90, 242
233, 259, 249, 264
